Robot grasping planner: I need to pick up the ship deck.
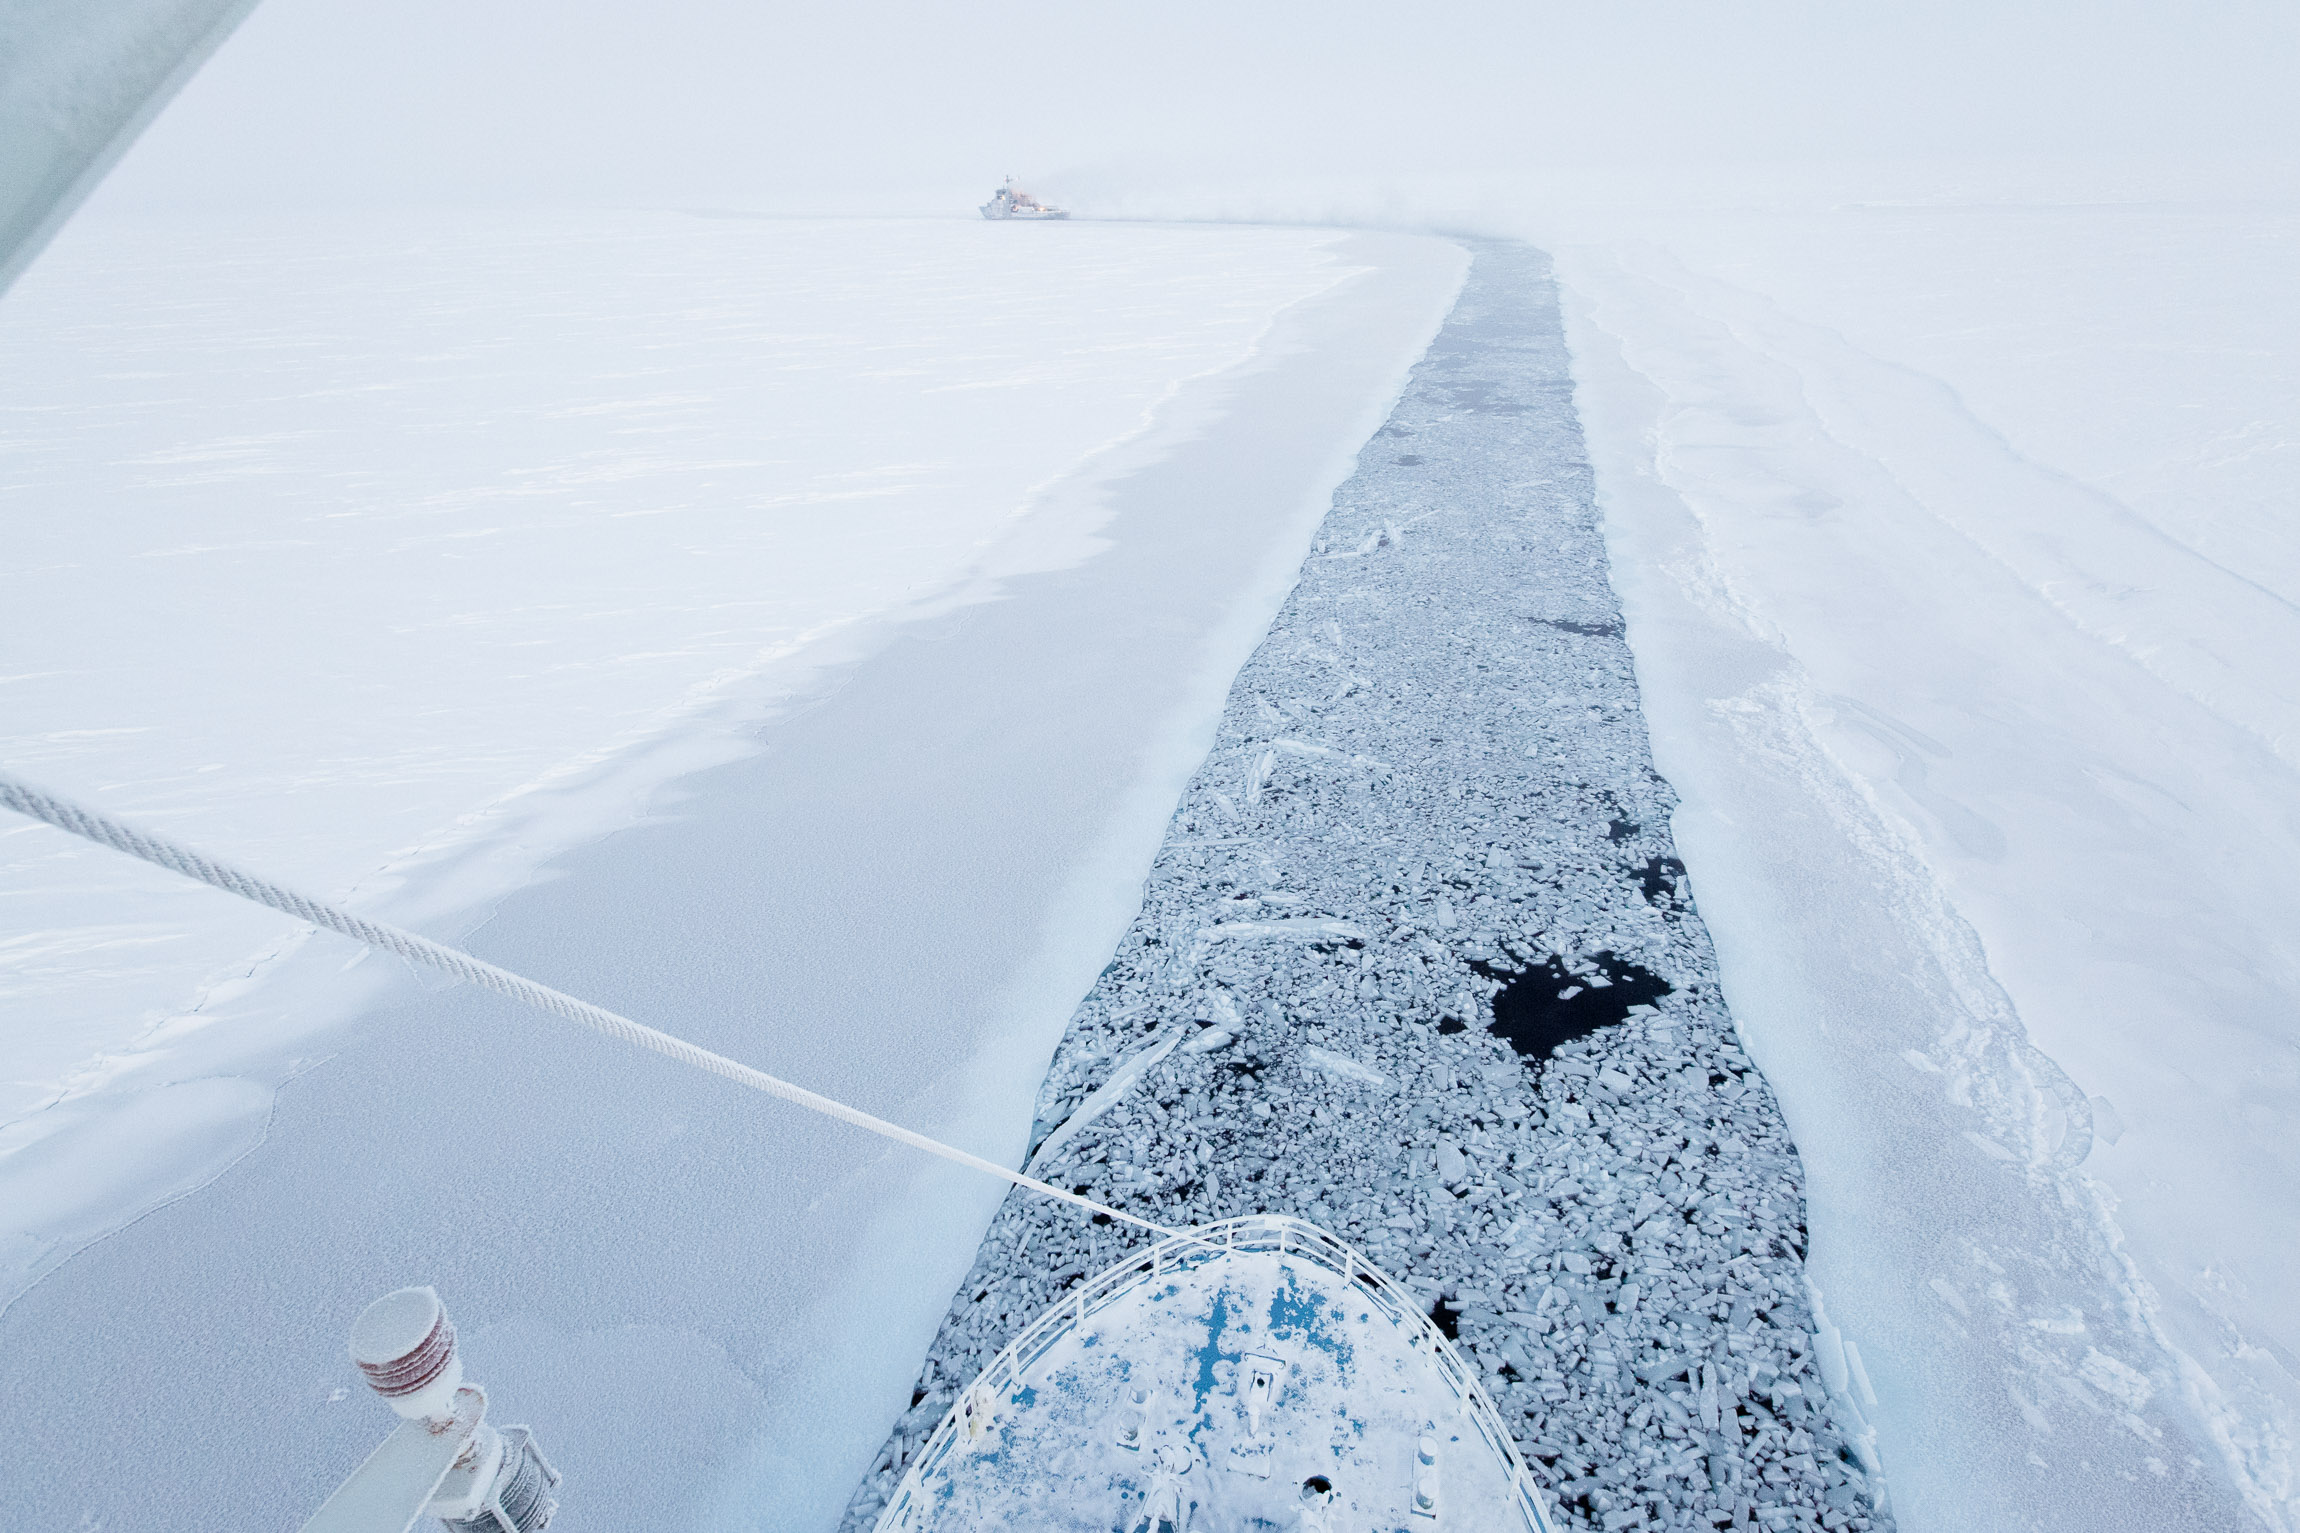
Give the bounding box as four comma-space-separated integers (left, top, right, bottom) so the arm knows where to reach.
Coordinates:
876, 1217, 1552, 1533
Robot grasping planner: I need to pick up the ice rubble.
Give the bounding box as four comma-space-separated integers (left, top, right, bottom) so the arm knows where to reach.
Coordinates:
847, 246, 1888, 1533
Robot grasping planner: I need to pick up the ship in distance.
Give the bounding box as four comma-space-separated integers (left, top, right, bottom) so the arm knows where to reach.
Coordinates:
980, 177, 1070, 220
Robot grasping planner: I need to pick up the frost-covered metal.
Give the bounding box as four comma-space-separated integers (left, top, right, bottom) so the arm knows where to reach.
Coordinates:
306, 1288, 559, 1533
876, 1216, 1554, 1533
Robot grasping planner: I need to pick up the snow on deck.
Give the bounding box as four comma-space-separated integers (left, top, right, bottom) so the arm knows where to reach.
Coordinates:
881, 1218, 1549, 1533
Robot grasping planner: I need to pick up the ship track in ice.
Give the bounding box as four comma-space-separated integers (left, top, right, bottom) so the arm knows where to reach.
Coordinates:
846, 241, 1893, 1533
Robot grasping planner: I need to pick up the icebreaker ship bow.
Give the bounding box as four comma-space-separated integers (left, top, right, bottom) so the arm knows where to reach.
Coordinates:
877, 1217, 1555, 1533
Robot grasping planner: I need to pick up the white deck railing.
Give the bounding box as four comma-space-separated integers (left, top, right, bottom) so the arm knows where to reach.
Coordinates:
874, 1213, 1556, 1533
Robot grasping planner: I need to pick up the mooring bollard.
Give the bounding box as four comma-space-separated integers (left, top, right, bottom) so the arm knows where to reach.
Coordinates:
304, 1287, 559, 1533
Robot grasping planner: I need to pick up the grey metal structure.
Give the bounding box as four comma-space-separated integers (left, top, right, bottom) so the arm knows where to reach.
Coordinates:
0, 0, 258, 292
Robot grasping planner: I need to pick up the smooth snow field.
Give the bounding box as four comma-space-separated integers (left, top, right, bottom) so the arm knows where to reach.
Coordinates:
1555, 202, 2300, 1532
0, 211, 1465, 1529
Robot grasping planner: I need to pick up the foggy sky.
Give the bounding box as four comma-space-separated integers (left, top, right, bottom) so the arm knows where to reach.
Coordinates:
84, 0, 2300, 218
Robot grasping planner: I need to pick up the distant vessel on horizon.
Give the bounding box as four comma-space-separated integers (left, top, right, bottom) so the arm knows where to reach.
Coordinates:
980, 177, 1070, 221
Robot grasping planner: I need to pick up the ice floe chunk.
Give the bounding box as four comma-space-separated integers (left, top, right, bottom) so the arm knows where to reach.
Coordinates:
1196, 917, 1371, 944
1026, 1024, 1188, 1173
1300, 1045, 1392, 1091
2077, 1347, 2154, 1412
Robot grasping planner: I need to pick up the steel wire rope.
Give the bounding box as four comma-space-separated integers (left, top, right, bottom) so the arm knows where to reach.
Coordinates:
0, 770, 1185, 1243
